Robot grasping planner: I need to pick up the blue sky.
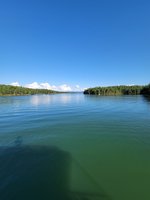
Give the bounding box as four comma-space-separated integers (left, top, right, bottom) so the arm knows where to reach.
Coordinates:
0, 0, 150, 91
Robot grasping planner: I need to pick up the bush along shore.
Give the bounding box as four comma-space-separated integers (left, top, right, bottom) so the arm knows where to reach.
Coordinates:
84, 84, 150, 96
0, 84, 59, 96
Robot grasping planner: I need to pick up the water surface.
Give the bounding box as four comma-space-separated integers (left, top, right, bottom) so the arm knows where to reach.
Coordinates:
0, 93, 150, 200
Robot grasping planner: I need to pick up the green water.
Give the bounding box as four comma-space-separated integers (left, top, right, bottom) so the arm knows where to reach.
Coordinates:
0, 94, 150, 200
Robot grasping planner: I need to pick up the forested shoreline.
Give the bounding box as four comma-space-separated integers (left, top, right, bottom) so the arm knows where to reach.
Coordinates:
0, 85, 58, 96
84, 84, 150, 96
1, 84, 150, 96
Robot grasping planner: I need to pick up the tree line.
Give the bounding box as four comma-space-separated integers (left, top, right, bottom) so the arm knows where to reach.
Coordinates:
141, 84, 150, 95
0, 85, 58, 96
84, 84, 150, 96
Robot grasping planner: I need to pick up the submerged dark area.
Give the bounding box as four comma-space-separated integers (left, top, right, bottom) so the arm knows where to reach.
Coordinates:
0, 138, 111, 200
0, 144, 71, 200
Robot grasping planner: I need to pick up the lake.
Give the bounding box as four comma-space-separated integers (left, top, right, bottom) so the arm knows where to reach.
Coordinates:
0, 93, 150, 200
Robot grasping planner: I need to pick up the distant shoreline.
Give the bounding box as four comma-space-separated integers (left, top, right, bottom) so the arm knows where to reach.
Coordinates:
0, 84, 83, 96
1, 84, 150, 97
0, 84, 59, 96
84, 84, 150, 96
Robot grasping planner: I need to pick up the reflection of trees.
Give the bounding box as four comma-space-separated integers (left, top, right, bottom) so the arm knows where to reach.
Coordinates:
143, 95, 150, 103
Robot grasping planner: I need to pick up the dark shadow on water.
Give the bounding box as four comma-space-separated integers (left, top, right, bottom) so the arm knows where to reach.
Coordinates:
143, 95, 150, 103
0, 145, 71, 200
0, 139, 112, 200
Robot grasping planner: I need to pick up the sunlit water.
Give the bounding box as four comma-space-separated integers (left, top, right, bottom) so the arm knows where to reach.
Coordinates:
0, 93, 150, 200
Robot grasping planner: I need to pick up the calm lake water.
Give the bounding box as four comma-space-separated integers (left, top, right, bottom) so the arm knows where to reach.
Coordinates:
0, 93, 150, 200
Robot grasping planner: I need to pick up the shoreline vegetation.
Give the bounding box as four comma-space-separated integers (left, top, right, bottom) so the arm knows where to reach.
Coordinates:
0, 84, 59, 96
0, 84, 150, 96
84, 84, 150, 96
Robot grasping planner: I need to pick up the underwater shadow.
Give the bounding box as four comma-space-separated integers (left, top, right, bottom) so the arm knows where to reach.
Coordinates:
0, 144, 71, 200
0, 138, 112, 200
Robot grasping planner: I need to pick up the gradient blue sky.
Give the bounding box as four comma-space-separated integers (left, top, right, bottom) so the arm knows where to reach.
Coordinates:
0, 0, 150, 90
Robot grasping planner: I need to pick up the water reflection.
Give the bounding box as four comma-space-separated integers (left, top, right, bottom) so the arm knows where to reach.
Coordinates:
30, 95, 53, 106
0, 96, 28, 106
30, 93, 84, 106
0, 94, 83, 107
143, 95, 150, 104
14, 136, 23, 147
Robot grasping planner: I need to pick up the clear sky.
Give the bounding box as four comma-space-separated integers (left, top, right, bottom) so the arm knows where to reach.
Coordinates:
0, 0, 150, 91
